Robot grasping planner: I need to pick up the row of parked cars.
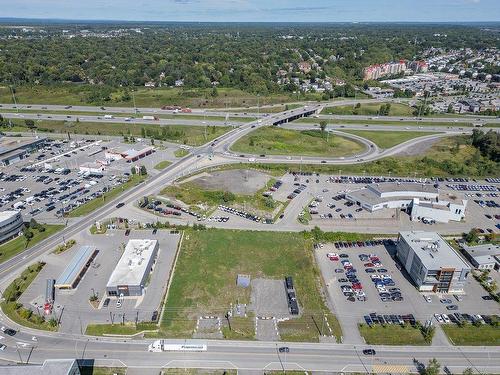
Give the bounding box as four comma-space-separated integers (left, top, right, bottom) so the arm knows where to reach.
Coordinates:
364, 312, 417, 326
287, 183, 307, 200
434, 313, 498, 325
218, 205, 272, 224
333, 239, 395, 249
447, 184, 498, 192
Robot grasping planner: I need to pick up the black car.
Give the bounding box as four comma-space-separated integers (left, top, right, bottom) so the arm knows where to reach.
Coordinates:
363, 349, 376, 355
151, 310, 159, 322
2, 328, 16, 336
116, 202, 125, 208
278, 347, 290, 353
482, 295, 493, 300
103, 298, 110, 307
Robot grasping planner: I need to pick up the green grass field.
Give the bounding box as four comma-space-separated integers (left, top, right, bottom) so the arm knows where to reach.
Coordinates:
322, 102, 414, 117
340, 130, 441, 149
358, 324, 429, 345
160, 229, 341, 342
85, 322, 158, 336
67, 174, 146, 217
0, 85, 319, 108
0, 224, 63, 264
232, 127, 365, 157
174, 149, 190, 157
441, 324, 500, 346
294, 117, 474, 128
154, 160, 173, 170
80, 366, 127, 375
3, 119, 231, 146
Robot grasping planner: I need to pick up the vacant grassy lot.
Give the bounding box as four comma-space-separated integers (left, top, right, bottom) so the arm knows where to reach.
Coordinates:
154, 160, 173, 170
162, 178, 285, 218
5, 119, 231, 146
0, 85, 314, 108
232, 127, 365, 157
67, 174, 146, 217
358, 324, 428, 345
85, 322, 158, 336
0, 224, 63, 264
341, 130, 441, 149
322, 102, 414, 117
160, 229, 339, 342
441, 324, 500, 346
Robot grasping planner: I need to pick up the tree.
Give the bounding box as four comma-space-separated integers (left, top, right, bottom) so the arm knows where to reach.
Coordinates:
23, 227, 34, 245
130, 166, 137, 175
319, 120, 327, 133
462, 368, 473, 375
464, 228, 480, 244
25, 119, 36, 129
139, 165, 147, 176
447, 104, 455, 114
423, 358, 440, 375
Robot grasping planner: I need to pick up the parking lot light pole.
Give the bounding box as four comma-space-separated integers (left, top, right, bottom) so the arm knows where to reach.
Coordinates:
275, 344, 285, 374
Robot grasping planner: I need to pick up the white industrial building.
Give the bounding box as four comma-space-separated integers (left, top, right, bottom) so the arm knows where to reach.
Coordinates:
0, 210, 23, 244
346, 183, 466, 223
461, 243, 500, 270
106, 239, 159, 297
397, 231, 471, 293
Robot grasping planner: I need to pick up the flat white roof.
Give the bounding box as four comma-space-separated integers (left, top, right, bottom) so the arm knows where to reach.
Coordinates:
400, 231, 470, 271
107, 239, 158, 287
0, 210, 20, 222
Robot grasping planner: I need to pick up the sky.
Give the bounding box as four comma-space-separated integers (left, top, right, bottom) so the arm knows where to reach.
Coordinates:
0, 0, 499, 23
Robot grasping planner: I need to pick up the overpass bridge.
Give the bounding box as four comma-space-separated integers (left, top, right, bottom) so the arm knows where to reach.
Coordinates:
272, 105, 321, 126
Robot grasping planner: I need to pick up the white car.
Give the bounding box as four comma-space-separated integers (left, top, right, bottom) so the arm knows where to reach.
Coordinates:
424, 295, 432, 303
0, 344, 6, 351
116, 299, 122, 308
441, 314, 451, 323
434, 314, 444, 323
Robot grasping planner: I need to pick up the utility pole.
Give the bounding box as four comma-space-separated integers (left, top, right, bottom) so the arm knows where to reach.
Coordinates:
225, 312, 232, 331
275, 344, 286, 374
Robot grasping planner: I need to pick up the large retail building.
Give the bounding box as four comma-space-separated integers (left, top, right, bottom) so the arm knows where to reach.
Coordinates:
0, 210, 24, 244
346, 182, 467, 223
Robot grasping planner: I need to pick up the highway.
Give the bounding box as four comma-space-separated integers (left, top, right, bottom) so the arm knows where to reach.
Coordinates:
1, 102, 499, 371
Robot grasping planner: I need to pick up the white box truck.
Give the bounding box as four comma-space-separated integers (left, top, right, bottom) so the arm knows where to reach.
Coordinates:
148, 340, 207, 352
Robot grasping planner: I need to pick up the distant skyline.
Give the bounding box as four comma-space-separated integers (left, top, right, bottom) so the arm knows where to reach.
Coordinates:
0, 0, 499, 23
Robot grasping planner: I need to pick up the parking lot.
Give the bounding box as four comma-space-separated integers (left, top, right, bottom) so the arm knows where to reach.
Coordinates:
18, 228, 179, 334
315, 240, 500, 344
0, 136, 177, 221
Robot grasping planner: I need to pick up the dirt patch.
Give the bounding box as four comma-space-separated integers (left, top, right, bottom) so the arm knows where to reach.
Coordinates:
393, 137, 441, 156
187, 169, 271, 195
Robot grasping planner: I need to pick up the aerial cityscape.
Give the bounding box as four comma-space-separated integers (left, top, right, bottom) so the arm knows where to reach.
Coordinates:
0, 1, 499, 374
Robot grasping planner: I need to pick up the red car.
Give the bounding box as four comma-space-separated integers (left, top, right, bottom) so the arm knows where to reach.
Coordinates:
364, 263, 374, 267
352, 283, 363, 290
370, 257, 380, 262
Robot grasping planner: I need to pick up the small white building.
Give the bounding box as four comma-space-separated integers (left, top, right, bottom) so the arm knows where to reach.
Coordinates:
79, 162, 105, 174
106, 239, 159, 297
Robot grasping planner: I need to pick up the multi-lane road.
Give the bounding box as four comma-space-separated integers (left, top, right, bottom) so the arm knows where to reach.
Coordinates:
1, 102, 499, 372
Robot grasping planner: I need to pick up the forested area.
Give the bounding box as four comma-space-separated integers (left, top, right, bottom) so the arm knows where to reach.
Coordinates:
0, 23, 498, 95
